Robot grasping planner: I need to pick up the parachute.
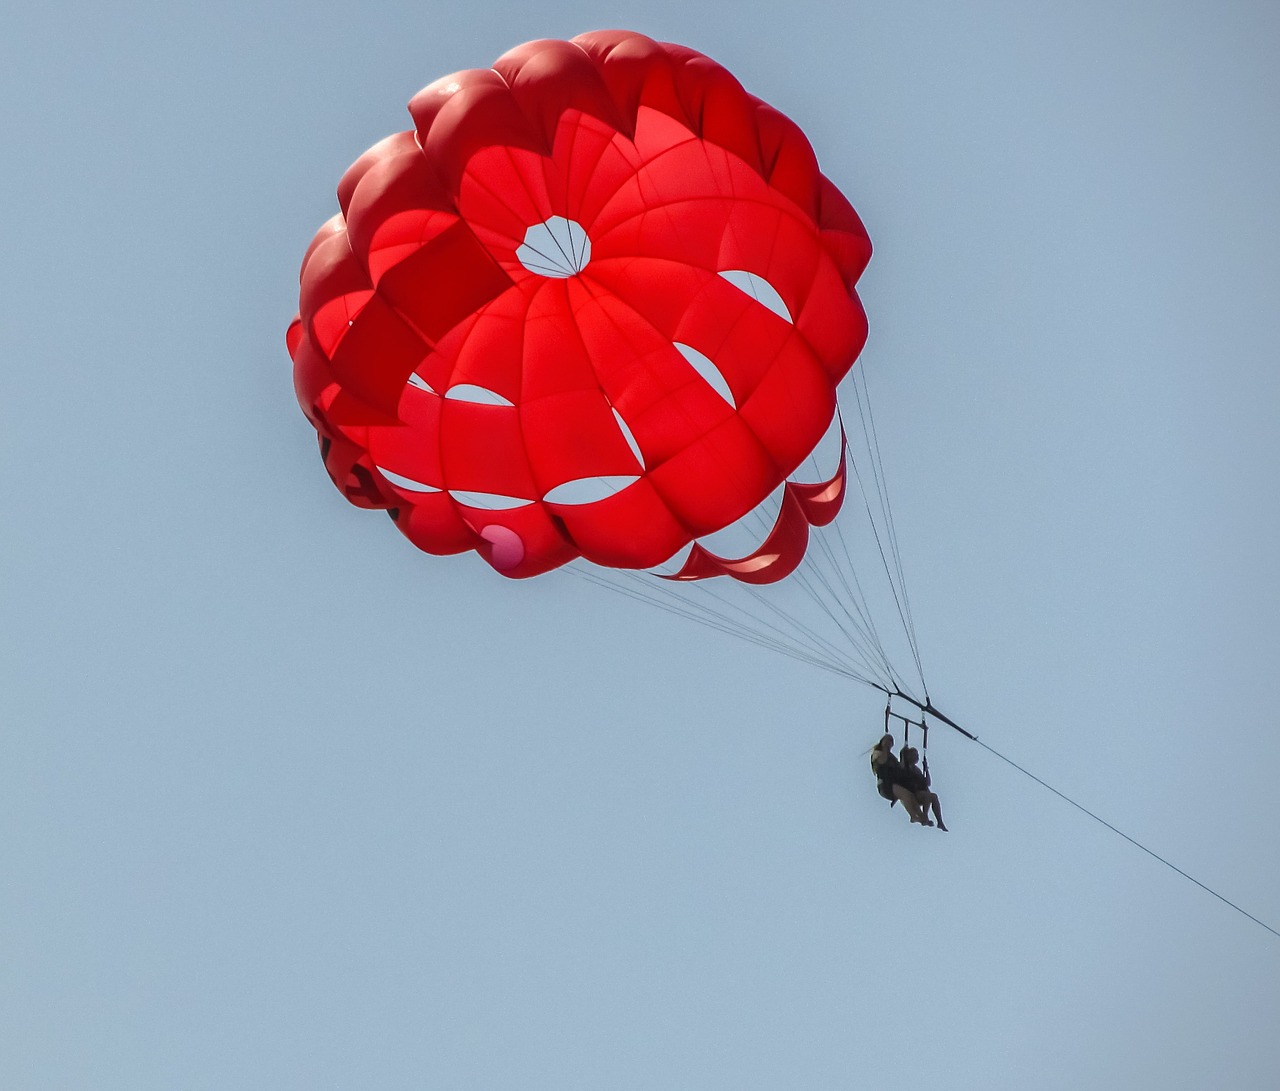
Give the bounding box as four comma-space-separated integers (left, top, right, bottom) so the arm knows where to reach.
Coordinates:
286, 30, 939, 700
287, 30, 870, 583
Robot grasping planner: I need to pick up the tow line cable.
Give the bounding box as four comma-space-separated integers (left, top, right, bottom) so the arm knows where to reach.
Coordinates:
884, 691, 1280, 941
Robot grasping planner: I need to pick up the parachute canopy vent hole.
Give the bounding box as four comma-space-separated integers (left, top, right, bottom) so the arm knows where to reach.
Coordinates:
517, 217, 591, 278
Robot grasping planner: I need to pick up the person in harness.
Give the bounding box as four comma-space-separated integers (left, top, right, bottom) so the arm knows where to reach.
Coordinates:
869, 733, 930, 826
899, 745, 948, 831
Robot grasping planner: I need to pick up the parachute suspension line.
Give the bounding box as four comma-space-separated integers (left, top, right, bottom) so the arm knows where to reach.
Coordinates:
850, 366, 925, 680
567, 564, 879, 685
846, 370, 926, 695
845, 446, 924, 693
844, 370, 927, 698
728, 506, 899, 688
805, 513, 909, 691
729, 503, 896, 687
786, 551, 900, 691
646, 541, 854, 672
565, 498, 897, 688
707, 575, 889, 686
569, 568, 850, 680
860, 371, 921, 655
715, 430, 913, 694
613, 570, 846, 673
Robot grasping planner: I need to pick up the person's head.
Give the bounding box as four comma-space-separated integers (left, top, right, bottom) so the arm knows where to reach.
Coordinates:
901, 746, 919, 766
878, 733, 894, 752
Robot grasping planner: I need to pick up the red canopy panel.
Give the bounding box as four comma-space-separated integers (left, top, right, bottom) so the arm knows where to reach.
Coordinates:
659, 429, 848, 585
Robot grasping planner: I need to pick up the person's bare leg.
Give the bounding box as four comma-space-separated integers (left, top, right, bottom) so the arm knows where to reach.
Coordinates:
892, 785, 922, 822
895, 785, 929, 824
922, 791, 948, 832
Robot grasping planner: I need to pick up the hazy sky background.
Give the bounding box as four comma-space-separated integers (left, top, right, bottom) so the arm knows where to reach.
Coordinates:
4, 2, 1279, 1088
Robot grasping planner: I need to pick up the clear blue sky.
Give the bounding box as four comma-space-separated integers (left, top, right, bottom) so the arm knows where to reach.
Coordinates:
4, 2, 1278, 1088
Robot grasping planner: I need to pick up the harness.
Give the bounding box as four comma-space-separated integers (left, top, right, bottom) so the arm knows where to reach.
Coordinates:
875, 698, 931, 805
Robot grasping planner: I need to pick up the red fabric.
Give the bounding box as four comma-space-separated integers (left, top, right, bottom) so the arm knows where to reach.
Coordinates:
289, 30, 871, 579
792, 457, 849, 529
659, 438, 848, 585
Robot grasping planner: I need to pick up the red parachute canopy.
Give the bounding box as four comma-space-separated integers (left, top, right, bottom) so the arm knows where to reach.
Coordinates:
287, 30, 871, 580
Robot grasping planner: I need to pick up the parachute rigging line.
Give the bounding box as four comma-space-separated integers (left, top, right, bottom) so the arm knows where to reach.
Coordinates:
799, 477, 908, 689
573, 550, 902, 691
846, 366, 927, 696
860, 372, 925, 690
567, 566, 870, 683
816, 514, 896, 670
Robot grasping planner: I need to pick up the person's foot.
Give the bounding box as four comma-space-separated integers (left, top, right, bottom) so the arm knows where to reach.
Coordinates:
921, 818, 934, 827
935, 820, 948, 832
